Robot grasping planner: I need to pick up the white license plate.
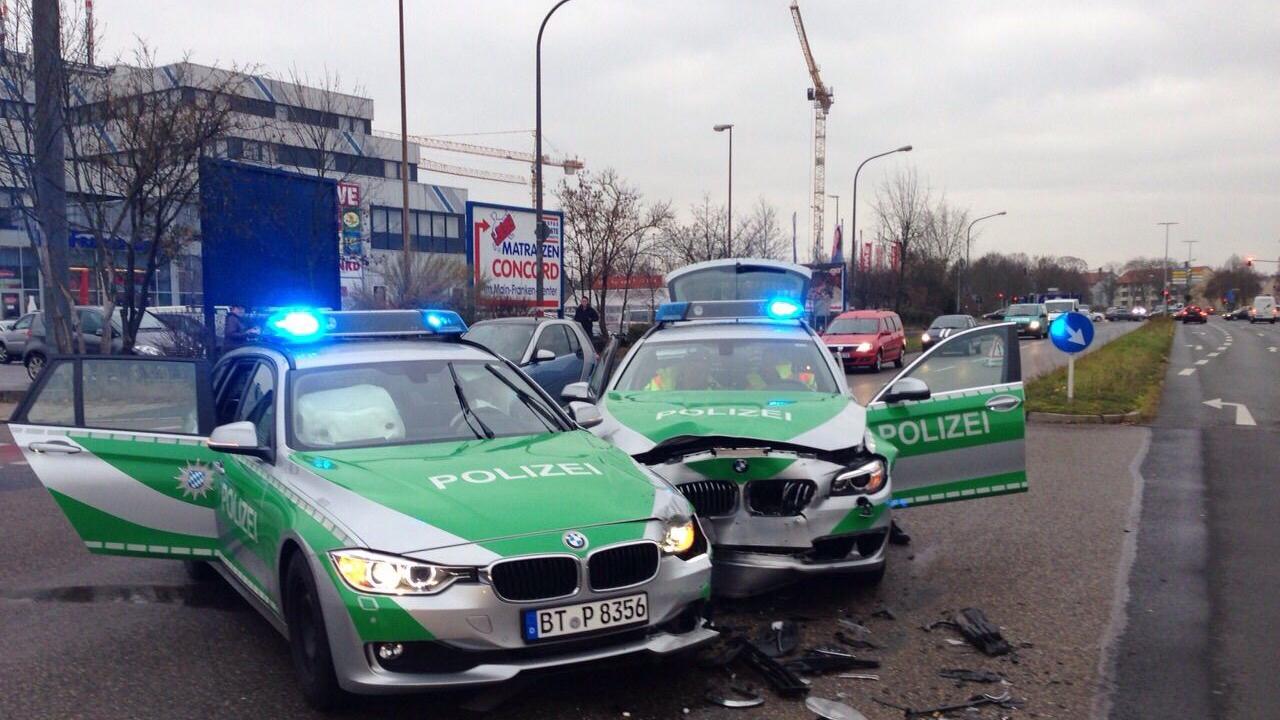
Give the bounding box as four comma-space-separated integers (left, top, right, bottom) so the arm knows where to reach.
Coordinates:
522, 593, 648, 641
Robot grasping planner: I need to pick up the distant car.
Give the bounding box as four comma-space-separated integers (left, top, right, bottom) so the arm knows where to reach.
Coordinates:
1180, 305, 1208, 324
1131, 306, 1149, 321
1003, 303, 1049, 338
463, 317, 598, 400
1043, 298, 1079, 325
0, 312, 36, 364
982, 309, 1006, 321
1248, 295, 1277, 324
23, 307, 176, 380
920, 314, 979, 353
820, 309, 907, 372
1223, 306, 1250, 321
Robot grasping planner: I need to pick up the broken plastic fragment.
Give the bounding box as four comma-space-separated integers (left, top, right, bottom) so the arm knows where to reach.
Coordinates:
705, 685, 764, 709
953, 608, 1012, 656
753, 619, 800, 658
938, 668, 1004, 684
804, 696, 868, 720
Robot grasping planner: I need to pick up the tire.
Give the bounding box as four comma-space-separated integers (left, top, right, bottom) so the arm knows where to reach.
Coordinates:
0, 343, 8, 364
284, 555, 345, 711
893, 349, 905, 368
24, 352, 45, 381
871, 351, 883, 373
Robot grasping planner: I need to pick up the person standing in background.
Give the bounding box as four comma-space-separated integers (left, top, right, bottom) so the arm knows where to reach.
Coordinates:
573, 295, 599, 341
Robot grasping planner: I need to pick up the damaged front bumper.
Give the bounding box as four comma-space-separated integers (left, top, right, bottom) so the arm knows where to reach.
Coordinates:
645, 445, 893, 598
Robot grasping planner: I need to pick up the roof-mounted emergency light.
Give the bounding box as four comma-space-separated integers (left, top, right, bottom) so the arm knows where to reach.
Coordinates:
258, 308, 468, 343
654, 298, 807, 324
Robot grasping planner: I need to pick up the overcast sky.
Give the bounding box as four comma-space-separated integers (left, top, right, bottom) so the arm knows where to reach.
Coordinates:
93, 0, 1280, 268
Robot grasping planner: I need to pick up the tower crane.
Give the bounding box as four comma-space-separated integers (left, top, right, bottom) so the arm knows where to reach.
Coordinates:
375, 129, 584, 203
790, 1, 834, 261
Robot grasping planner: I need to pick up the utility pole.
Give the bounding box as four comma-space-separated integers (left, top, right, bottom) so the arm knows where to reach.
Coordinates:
535, 0, 573, 313
1182, 239, 1198, 301
397, 0, 411, 284
714, 124, 734, 255
32, 0, 72, 352
1157, 221, 1178, 299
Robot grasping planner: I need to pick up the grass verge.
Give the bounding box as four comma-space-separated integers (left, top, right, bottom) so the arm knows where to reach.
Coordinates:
1025, 317, 1174, 419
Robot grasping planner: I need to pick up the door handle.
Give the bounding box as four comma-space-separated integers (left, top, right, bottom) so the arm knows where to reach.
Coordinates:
28, 440, 82, 455
985, 395, 1022, 413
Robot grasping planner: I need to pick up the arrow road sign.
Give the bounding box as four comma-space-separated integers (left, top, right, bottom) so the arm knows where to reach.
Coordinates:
1049, 311, 1095, 354
1203, 398, 1256, 426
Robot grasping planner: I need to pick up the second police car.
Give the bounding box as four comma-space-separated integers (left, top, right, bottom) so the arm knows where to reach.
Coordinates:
565, 259, 1029, 597
9, 309, 713, 709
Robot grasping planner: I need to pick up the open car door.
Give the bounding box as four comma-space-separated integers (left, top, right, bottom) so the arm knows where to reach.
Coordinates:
7, 356, 218, 558
865, 323, 1026, 508
587, 335, 622, 400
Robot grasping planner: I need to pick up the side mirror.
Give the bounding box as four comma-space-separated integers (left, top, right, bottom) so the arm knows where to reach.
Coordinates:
531, 348, 556, 363
561, 381, 593, 404
567, 401, 603, 429
882, 377, 931, 404
207, 421, 273, 462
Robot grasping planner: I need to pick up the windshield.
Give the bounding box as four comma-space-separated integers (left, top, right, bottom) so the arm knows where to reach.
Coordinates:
1007, 304, 1042, 315
615, 338, 839, 394
289, 359, 564, 450
826, 317, 879, 335
1044, 300, 1075, 313
463, 323, 536, 362
929, 316, 969, 329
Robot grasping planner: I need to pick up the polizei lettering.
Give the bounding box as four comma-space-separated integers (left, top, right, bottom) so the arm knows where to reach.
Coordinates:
654, 407, 793, 422
220, 482, 259, 541
877, 410, 991, 446
428, 463, 603, 491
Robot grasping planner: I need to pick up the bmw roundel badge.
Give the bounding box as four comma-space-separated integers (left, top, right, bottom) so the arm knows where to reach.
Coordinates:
563, 531, 588, 550
733, 459, 750, 474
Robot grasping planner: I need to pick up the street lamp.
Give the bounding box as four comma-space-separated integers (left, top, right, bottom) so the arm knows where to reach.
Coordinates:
714, 124, 734, 256
959, 211, 1007, 312
535, 0, 573, 312
850, 145, 912, 306
1156, 221, 1178, 299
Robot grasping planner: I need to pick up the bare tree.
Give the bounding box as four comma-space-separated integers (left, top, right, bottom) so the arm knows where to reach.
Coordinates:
662, 194, 725, 269
734, 198, 787, 261
266, 66, 367, 181
348, 252, 470, 310
872, 166, 930, 311
919, 196, 969, 264
557, 169, 671, 337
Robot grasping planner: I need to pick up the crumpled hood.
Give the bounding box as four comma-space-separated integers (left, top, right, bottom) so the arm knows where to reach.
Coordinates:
291, 431, 671, 550
595, 390, 866, 456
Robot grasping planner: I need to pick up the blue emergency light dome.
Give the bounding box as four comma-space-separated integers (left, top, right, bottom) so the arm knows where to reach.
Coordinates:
766, 298, 803, 319
266, 308, 326, 342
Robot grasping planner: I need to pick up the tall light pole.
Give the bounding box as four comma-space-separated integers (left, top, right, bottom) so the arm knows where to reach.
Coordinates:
959, 211, 1007, 312
714, 124, 734, 256
397, 0, 411, 282
850, 145, 912, 306
1157, 221, 1178, 300
1182, 239, 1198, 301
535, 0, 573, 313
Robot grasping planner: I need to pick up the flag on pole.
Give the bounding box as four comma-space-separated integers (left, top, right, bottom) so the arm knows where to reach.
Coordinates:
830, 223, 843, 264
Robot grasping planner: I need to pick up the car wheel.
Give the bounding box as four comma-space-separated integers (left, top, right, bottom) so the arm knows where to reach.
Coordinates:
893, 349, 904, 368
871, 351, 882, 373
24, 352, 45, 381
285, 554, 345, 711
0, 343, 8, 364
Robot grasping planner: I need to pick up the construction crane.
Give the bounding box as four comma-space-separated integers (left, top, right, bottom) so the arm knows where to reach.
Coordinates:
790, 1, 834, 261
375, 129, 584, 202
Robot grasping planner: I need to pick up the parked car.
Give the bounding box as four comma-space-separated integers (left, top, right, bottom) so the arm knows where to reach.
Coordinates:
1248, 295, 1277, 324
0, 312, 36, 364
920, 314, 979, 353
463, 317, 598, 400
1003, 303, 1049, 338
1180, 305, 1208, 324
23, 307, 176, 380
820, 309, 907, 372
1104, 306, 1127, 321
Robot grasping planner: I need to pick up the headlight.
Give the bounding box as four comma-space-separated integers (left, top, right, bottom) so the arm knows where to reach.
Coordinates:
133, 344, 162, 356
659, 518, 697, 555
855, 342, 873, 353
1028, 321, 1040, 329
329, 549, 473, 595
921, 333, 931, 343
830, 459, 887, 496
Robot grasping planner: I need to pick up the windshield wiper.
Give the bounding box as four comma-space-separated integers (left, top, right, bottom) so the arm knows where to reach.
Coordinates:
484, 365, 565, 432
447, 363, 495, 439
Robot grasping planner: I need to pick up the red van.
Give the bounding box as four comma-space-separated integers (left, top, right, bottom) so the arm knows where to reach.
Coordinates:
821, 309, 907, 372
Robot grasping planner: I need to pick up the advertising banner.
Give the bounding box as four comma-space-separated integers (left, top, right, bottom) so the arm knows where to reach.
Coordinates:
466, 201, 565, 312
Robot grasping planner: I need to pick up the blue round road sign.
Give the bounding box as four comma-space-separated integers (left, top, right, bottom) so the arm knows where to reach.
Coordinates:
1049, 311, 1094, 354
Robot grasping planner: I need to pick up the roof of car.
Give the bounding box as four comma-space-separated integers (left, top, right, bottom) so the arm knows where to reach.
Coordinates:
645, 320, 813, 344
469, 317, 558, 326
229, 339, 495, 370
834, 309, 896, 318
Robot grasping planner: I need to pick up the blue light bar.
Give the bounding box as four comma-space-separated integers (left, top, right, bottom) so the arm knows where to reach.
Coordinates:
766, 298, 803, 319
655, 302, 690, 322
422, 310, 467, 334
265, 308, 326, 342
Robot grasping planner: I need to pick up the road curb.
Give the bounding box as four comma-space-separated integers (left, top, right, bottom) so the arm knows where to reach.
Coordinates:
1028, 410, 1141, 425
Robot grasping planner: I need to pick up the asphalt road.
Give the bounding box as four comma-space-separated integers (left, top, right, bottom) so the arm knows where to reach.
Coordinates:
846, 319, 1141, 403
1106, 317, 1280, 720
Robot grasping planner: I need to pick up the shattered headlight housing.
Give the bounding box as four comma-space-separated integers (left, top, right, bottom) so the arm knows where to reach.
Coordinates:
329, 549, 474, 595
830, 459, 887, 496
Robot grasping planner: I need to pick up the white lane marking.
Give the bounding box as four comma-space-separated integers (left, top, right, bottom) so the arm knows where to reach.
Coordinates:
1195, 345, 1204, 351
1270, 346, 1277, 353
1179, 368, 1196, 376
1207, 352, 1220, 358
1217, 346, 1227, 351
1203, 398, 1256, 426
1195, 359, 1209, 365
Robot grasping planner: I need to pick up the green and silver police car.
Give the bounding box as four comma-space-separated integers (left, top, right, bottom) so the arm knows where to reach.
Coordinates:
9, 309, 713, 708
563, 260, 1029, 597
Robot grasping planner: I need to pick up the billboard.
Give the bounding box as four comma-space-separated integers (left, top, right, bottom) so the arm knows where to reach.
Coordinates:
466, 201, 565, 312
